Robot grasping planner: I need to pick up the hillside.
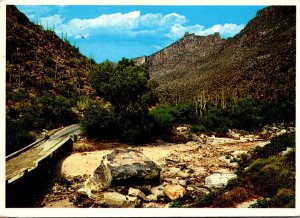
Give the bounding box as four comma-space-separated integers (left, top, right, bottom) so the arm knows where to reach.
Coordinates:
135, 6, 295, 107
6, 5, 97, 154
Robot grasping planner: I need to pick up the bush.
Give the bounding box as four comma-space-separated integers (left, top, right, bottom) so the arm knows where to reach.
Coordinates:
115, 106, 154, 144
250, 188, 295, 208
245, 155, 295, 197
31, 95, 77, 129
150, 103, 197, 137
6, 118, 33, 155
196, 98, 265, 133
253, 132, 295, 158
80, 104, 116, 140
197, 191, 220, 207
149, 106, 176, 137
190, 124, 206, 133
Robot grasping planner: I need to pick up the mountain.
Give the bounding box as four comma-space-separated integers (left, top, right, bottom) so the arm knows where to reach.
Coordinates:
135, 6, 296, 105
6, 5, 96, 104
6, 5, 97, 153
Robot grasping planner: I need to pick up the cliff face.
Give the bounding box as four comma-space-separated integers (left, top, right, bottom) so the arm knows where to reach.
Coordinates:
136, 6, 295, 105
135, 32, 225, 79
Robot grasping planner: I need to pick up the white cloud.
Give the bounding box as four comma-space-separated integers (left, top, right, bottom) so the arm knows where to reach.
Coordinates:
167, 23, 244, 39
40, 15, 64, 28
199, 23, 245, 38
38, 11, 244, 42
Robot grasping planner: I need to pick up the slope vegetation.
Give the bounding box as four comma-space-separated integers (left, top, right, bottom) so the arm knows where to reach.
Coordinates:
6, 5, 97, 154
137, 6, 295, 107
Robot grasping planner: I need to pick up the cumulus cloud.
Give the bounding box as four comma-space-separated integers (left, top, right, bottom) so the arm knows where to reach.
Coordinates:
38, 11, 244, 44
167, 23, 244, 39
39, 11, 192, 40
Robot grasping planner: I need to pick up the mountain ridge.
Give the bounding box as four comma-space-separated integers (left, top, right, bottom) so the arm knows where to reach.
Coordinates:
134, 6, 295, 105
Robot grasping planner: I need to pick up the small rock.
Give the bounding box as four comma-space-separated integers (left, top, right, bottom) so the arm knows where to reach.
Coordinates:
231, 150, 248, 159
187, 186, 194, 191
126, 196, 140, 207
280, 147, 294, 156
276, 129, 287, 136
143, 202, 165, 208
178, 179, 187, 187
146, 194, 158, 202
164, 184, 186, 200
228, 162, 239, 168
256, 141, 270, 148
177, 171, 190, 178
205, 173, 237, 189
128, 187, 148, 201
191, 134, 204, 143
226, 129, 240, 140
176, 126, 188, 132
101, 192, 134, 208
150, 185, 165, 198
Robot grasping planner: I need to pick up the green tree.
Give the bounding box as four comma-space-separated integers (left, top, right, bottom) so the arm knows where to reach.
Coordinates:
87, 58, 159, 143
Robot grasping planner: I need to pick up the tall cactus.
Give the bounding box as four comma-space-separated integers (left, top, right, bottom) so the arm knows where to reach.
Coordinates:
231, 89, 239, 103
221, 87, 226, 109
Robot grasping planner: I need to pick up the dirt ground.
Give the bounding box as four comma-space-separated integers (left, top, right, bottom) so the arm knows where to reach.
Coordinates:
41, 134, 262, 208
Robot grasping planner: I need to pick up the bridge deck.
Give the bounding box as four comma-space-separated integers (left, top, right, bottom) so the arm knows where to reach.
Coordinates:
6, 124, 81, 184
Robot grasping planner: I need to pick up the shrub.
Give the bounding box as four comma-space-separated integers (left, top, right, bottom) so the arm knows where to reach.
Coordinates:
275, 188, 295, 208
225, 177, 245, 190
249, 198, 270, 208
150, 103, 197, 137
249, 188, 295, 208
190, 124, 206, 133
245, 155, 295, 197
215, 187, 250, 207
6, 118, 33, 155
149, 105, 175, 137
253, 132, 295, 158
80, 104, 116, 140
31, 95, 77, 129
197, 191, 220, 207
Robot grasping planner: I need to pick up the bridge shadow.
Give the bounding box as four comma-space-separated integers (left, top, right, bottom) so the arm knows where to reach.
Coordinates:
6, 142, 72, 208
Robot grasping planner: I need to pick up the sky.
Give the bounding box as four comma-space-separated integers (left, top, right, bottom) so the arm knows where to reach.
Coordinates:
16, 5, 266, 63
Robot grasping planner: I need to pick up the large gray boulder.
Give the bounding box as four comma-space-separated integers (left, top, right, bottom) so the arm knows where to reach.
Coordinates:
79, 148, 161, 197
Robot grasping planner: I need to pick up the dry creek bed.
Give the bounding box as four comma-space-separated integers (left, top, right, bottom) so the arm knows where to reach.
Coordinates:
41, 135, 265, 208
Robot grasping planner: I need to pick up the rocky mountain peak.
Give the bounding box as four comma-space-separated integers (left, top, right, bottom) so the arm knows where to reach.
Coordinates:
134, 32, 225, 79
135, 6, 295, 105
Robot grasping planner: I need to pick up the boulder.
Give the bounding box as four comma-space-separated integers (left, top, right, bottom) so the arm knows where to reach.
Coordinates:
81, 148, 161, 196
205, 173, 237, 189
164, 184, 186, 200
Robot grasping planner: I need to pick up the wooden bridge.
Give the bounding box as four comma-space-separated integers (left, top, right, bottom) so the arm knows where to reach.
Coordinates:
6, 124, 82, 185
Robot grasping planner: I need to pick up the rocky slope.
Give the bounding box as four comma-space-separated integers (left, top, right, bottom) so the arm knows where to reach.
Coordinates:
6, 5, 96, 117
135, 6, 296, 104
6, 5, 98, 154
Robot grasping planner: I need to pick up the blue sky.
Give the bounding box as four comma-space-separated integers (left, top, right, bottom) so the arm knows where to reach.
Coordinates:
17, 5, 266, 63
